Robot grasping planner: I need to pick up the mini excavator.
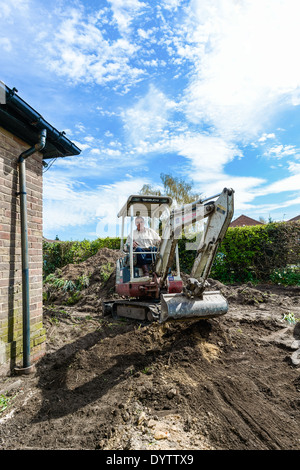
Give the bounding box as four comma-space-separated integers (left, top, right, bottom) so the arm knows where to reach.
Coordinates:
103, 188, 234, 322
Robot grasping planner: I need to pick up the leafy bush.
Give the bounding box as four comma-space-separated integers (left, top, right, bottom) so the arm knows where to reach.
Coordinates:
270, 266, 300, 286
99, 263, 114, 282
282, 312, 300, 324
177, 222, 300, 284
210, 222, 300, 283
0, 393, 16, 413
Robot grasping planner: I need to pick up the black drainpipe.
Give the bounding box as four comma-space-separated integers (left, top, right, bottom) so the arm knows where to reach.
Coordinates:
16, 129, 47, 374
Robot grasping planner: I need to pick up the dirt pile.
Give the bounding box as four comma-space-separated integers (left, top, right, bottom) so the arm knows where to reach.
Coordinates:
1, 250, 300, 450
44, 247, 121, 309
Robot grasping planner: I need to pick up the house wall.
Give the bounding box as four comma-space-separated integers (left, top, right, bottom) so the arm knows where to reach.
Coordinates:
0, 126, 46, 375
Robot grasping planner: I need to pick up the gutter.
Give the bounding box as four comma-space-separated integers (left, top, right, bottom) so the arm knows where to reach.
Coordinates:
3, 85, 80, 158
15, 129, 47, 375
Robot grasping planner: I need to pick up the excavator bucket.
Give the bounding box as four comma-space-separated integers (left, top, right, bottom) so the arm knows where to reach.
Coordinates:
160, 291, 228, 323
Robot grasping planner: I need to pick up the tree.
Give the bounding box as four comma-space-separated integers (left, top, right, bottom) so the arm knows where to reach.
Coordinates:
139, 173, 203, 238
138, 183, 162, 197
139, 173, 201, 206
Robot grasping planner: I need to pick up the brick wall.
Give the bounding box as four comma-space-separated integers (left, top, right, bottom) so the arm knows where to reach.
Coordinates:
0, 126, 46, 375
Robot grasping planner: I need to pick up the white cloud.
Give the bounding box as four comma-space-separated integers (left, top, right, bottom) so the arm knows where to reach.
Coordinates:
84, 136, 95, 143
0, 37, 12, 52
137, 28, 152, 39
72, 141, 90, 151
258, 133, 276, 142
171, 134, 242, 181
200, 175, 265, 210
43, 174, 148, 235
107, 0, 147, 34
255, 174, 300, 197
180, 0, 300, 140
74, 123, 86, 133
248, 196, 300, 217
41, 4, 144, 90
160, 0, 182, 11
106, 0, 300, 218
0, 0, 29, 19
288, 162, 300, 174
264, 145, 298, 159
121, 84, 177, 146
120, 86, 265, 211
3, 0, 300, 235
90, 148, 101, 155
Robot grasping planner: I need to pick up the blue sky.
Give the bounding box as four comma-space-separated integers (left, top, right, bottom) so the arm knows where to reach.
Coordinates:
1, 0, 300, 240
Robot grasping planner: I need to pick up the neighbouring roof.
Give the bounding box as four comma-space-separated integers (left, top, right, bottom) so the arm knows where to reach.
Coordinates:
42, 237, 61, 243
230, 215, 263, 227
288, 215, 300, 222
0, 83, 81, 159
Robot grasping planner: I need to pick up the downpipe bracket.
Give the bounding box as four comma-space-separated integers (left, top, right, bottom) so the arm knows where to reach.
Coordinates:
14, 364, 36, 376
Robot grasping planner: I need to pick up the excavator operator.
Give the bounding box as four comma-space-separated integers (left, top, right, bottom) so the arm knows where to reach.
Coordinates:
124, 216, 161, 276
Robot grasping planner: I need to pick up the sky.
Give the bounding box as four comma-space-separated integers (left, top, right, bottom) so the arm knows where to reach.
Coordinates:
1, 0, 300, 241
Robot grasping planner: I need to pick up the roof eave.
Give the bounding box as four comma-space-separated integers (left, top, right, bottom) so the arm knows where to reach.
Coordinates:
0, 84, 81, 159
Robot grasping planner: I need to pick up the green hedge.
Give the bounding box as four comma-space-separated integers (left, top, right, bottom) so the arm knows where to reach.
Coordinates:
172, 222, 299, 283
43, 222, 300, 284
210, 222, 300, 283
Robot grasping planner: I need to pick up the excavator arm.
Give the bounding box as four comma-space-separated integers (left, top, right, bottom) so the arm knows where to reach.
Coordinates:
155, 188, 234, 322
185, 187, 234, 297
155, 188, 234, 287
154, 192, 215, 283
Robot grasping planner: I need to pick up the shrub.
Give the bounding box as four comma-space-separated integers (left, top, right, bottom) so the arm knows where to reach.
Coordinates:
210, 222, 300, 283
270, 266, 300, 286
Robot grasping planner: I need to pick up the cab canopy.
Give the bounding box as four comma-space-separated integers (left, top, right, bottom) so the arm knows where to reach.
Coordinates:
117, 195, 173, 219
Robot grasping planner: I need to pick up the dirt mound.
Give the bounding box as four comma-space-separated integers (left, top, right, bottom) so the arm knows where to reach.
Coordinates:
60, 247, 121, 282
44, 248, 121, 308
207, 278, 300, 308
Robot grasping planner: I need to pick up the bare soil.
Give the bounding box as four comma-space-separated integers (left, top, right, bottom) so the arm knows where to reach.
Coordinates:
0, 248, 300, 451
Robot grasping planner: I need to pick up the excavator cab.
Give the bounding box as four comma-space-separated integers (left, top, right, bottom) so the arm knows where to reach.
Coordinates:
103, 188, 234, 323
115, 195, 180, 301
